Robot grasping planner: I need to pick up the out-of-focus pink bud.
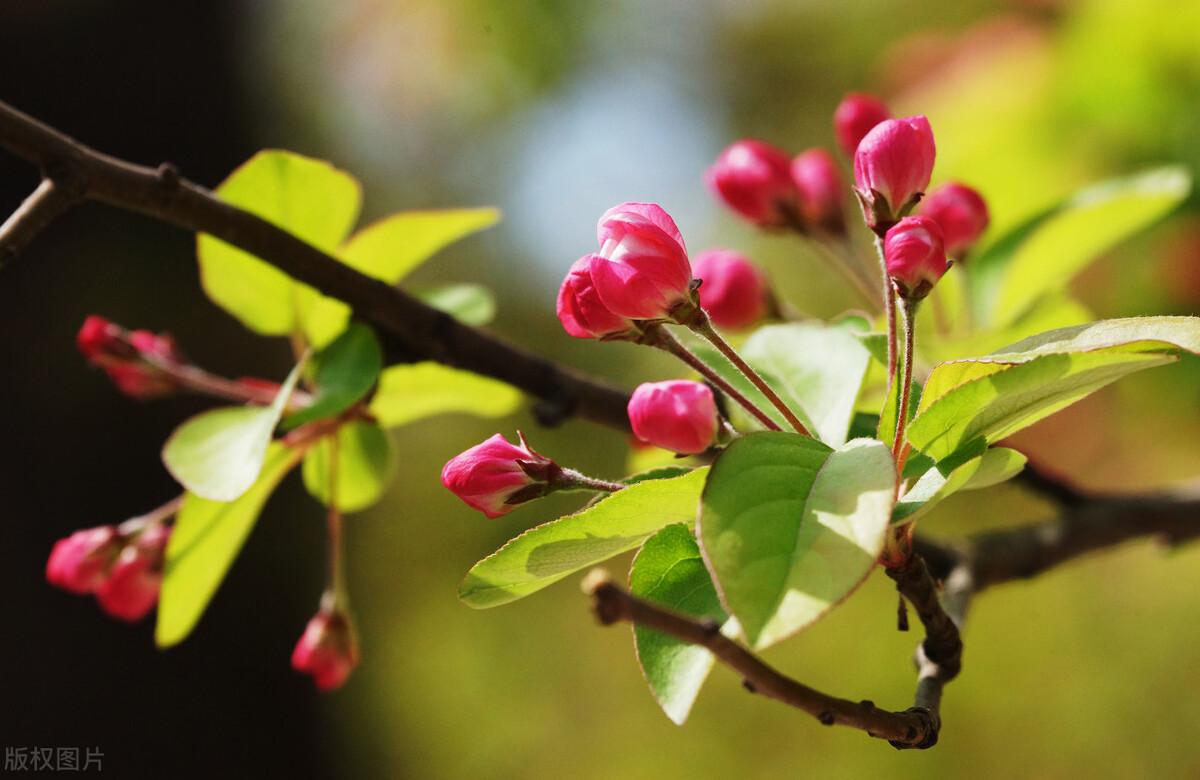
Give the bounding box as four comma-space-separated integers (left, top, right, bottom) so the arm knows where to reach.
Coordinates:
557, 256, 637, 339
95, 523, 170, 622
705, 140, 799, 228
46, 526, 122, 594
692, 249, 768, 331
834, 93, 891, 158
441, 433, 557, 518
853, 116, 936, 229
627, 381, 718, 455
589, 202, 694, 320
103, 364, 177, 400
76, 316, 124, 362
790, 148, 846, 234
884, 216, 949, 299
292, 605, 360, 691
128, 330, 180, 362
918, 182, 989, 258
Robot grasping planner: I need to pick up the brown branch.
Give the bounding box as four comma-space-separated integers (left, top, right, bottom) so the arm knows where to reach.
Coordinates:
0, 99, 631, 430
585, 572, 938, 748
0, 177, 77, 266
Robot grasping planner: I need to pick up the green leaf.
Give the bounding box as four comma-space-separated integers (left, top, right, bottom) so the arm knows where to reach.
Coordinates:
458, 468, 709, 609
699, 434, 894, 649
893, 447, 1027, 525
301, 209, 502, 342
740, 323, 872, 447
301, 421, 395, 513
369, 362, 522, 429
163, 359, 306, 501
197, 150, 361, 339
972, 167, 1190, 326
156, 443, 299, 647
416, 283, 497, 326
908, 316, 1200, 464
630, 524, 727, 725
285, 323, 382, 428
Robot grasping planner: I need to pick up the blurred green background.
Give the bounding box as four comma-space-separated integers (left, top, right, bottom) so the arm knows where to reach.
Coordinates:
2, 0, 1199, 777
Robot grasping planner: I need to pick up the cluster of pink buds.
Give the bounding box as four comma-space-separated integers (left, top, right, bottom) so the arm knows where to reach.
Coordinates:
706, 140, 846, 236
76, 315, 182, 399
46, 512, 173, 621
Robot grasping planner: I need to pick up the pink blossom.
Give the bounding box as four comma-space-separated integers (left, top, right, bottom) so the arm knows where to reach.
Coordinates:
884, 216, 949, 299
692, 249, 768, 330
854, 116, 936, 223
628, 381, 718, 455
441, 433, 554, 518
833, 93, 891, 157
919, 182, 990, 258
46, 525, 122, 594
292, 607, 360, 691
791, 148, 845, 234
557, 255, 637, 339
95, 523, 170, 622
588, 202, 693, 320
705, 140, 799, 228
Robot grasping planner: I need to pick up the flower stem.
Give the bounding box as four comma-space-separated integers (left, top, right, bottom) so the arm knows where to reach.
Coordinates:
559, 469, 626, 493
892, 296, 918, 470
690, 318, 811, 437
325, 433, 349, 608
874, 236, 899, 440
649, 326, 782, 432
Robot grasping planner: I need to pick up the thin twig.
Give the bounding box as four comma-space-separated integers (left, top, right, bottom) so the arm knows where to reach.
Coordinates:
0, 178, 76, 267
585, 572, 938, 748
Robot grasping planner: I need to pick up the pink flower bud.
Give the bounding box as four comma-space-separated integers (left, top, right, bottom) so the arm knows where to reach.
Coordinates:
588, 202, 694, 320
557, 255, 637, 339
833, 93, 891, 158
883, 216, 949, 299
76, 316, 123, 361
918, 182, 989, 258
46, 525, 122, 594
441, 433, 557, 518
853, 116, 936, 227
692, 249, 768, 330
790, 148, 846, 234
292, 606, 359, 691
95, 523, 170, 622
627, 380, 718, 455
705, 140, 799, 228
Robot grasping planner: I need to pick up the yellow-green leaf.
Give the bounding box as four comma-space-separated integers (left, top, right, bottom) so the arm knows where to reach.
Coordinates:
301, 421, 395, 513
369, 362, 521, 429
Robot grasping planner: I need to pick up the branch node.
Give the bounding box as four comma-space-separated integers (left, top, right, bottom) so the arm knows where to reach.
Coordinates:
888, 707, 939, 750
817, 710, 835, 726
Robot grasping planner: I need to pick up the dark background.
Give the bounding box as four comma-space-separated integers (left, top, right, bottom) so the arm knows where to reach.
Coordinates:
0, 3, 335, 778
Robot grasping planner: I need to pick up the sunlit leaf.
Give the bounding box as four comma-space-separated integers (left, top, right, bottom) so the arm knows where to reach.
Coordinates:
369, 362, 521, 429
908, 316, 1200, 464
197, 150, 361, 338
302, 421, 395, 513
156, 444, 300, 647
459, 468, 709, 609
162, 359, 306, 501
630, 524, 727, 725
416, 283, 497, 326
893, 447, 1027, 525
285, 323, 382, 429
699, 434, 894, 649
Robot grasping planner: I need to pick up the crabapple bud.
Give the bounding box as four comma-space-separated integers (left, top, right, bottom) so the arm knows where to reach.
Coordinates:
790, 148, 846, 234
853, 116, 936, 230
588, 202, 694, 320
95, 523, 170, 622
705, 140, 799, 228
46, 525, 122, 594
834, 93, 891, 158
883, 216, 949, 300
292, 604, 359, 691
441, 433, 557, 518
557, 255, 637, 339
692, 249, 768, 330
627, 380, 719, 455
918, 182, 989, 258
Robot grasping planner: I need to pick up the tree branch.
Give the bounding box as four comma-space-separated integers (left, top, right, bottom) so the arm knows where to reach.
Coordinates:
585, 572, 938, 748
0, 99, 631, 430
0, 177, 77, 266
